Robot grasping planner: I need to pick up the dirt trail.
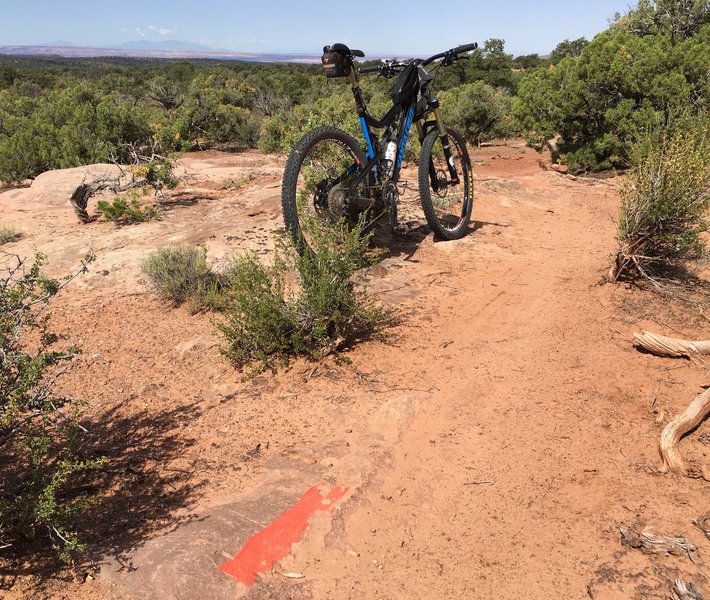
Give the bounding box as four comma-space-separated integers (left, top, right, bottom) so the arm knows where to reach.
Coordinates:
2, 143, 710, 599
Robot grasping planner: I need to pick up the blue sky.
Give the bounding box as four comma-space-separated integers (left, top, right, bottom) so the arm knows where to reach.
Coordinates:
0, 0, 634, 56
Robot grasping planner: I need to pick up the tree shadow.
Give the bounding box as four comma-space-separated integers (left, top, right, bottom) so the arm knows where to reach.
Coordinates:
0, 399, 205, 587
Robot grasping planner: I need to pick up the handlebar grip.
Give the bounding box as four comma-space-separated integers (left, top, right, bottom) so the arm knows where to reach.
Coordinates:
454, 43, 478, 54
358, 64, 381, 74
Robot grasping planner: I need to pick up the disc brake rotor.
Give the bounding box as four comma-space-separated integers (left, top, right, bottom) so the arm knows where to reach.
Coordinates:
435, 169, 449, 199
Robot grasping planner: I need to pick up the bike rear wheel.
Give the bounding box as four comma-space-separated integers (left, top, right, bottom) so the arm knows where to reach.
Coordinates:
281, 126, 369, 255
418, 126, 473, 240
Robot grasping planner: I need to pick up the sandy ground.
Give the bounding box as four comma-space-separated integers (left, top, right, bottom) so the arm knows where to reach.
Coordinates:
2, 143, 710, 599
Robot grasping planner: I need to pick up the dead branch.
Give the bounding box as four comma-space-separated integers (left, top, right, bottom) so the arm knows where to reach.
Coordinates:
69, 165, 140, 223
71, 139, 175, 222
693, 514, 710, 542
634, 331, 710, 364
660, 388, 710, 480
673, 580, 706, 600
620, 527, 696, 556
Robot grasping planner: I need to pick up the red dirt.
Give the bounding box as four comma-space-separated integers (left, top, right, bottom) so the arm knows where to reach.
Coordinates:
2, 142, 710, 599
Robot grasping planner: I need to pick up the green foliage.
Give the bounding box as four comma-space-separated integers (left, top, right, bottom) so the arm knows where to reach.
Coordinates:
512, 54, 548, 70
259, 89, 388, 155
441, 82, 516, 144
96, 191, 159, 224
433, 38, 518, 93
141, 245, 225, 311
219, 218, 385, 372
515, 2, 710, 172
128, 158, 179, 191
613, 115, 710, 279
0, 226, 20, 245
0, 86, 158, 182
612, 0, 710, 40
0, 252, 104, 562
550, 38, 590, 63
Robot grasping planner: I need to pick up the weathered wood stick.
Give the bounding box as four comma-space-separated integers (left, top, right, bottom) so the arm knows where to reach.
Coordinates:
660, 388, 710, 479
634, 331, 710, 364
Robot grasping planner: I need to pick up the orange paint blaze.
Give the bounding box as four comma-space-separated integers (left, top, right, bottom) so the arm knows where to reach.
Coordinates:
218, 483, 349, 586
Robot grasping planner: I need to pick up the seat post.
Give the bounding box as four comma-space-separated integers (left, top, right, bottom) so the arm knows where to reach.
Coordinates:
349, 65, 368, 119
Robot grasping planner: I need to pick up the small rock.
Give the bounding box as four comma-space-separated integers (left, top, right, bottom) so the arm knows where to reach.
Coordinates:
550, 163, 569, 174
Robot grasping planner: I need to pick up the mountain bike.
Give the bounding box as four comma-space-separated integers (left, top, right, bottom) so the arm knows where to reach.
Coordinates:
281, 42, 478, 254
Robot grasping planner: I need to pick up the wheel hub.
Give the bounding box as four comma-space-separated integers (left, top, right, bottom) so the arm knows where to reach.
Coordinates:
435, 169, 449, 199
327, 186, 348, 215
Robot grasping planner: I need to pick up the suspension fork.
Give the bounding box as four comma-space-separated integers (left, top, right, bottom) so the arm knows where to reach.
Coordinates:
417, 120, 439, 193
430, 98, 459, 184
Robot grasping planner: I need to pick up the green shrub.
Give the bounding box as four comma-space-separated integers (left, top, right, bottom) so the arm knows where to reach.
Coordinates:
515, 1, 710, 172
96, 191, 160, 224
218, 218, 385, 372
612, 115, 710, 280
0, 251, 104, 563
141, 245, 225, 311
259, 89, 389, 155
0, 226, 20, 245
441, 82, 516, 144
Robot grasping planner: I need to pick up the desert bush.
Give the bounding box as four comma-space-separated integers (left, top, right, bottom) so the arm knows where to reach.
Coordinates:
0, 226, 20, 245
96, 192, 160, 224
612, 115, 710, 280
550, 37, 590, 63
259, 89, 390, 155
441, 82, 516, 144
0, 251, 104, 563
218, 218, 384, 372
515, 1, 710, 172
141, 245, 225, 311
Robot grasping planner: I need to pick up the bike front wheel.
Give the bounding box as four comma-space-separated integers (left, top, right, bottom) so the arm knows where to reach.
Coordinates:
281, 126, 369, 255
418, 126, 473, 240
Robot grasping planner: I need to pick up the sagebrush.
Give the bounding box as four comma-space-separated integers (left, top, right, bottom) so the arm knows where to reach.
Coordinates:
0, 226, 20, 246
218, 218, 386, 372
141, 244, 226, 311
612, 116, 710, 281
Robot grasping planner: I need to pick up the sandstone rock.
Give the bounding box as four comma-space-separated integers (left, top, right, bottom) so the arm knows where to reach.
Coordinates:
30, 164, 124, 207
550, 163, 569, 174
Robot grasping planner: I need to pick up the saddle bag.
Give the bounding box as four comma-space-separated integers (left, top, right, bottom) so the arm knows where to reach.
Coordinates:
321, 51, 351, 78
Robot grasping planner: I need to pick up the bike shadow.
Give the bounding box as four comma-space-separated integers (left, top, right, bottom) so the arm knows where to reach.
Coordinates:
371, 218, 487, 262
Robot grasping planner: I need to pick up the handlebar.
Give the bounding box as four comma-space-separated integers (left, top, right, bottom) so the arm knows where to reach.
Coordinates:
358, 60, 408, 77
453, 43, 479, 54
421, 42, 478, 66
358, 43, 479, 76
359, 64, 382, 74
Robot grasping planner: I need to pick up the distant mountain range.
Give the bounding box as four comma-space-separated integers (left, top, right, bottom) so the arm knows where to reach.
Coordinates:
0, 43, 320, 63
111, 40, 220, 52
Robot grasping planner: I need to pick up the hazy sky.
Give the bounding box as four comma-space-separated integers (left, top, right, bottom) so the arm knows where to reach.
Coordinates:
0, 0, 634, 56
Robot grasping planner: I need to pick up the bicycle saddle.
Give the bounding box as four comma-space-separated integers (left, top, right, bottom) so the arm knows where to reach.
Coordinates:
324, 43, 365, 58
